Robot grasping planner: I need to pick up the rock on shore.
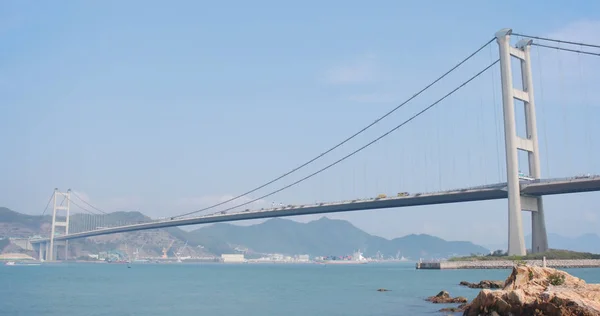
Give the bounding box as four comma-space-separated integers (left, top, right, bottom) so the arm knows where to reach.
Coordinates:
460, 280, 504, 289
425, 290, 468, 304
463, 265, 600, 316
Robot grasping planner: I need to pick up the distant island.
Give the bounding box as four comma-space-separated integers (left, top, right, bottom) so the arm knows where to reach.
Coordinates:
0, 206, 489, 261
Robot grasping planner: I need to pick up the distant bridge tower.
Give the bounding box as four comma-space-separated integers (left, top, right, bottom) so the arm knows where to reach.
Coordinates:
496, 29, 548, 256
48, 188, 71, 261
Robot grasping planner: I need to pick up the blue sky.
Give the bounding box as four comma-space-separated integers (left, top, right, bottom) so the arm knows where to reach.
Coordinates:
1, 0, 599, 250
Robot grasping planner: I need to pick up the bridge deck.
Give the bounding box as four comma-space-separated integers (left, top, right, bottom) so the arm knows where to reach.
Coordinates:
30, 176, 600, 243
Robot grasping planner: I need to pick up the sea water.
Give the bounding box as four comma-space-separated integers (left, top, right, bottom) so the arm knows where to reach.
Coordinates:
2, 262, 600, 316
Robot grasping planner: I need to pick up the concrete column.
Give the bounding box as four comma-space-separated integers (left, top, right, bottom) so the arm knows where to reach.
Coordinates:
49, 189, 58, 261
38, 243, 44, 261
45, 242, 50, 261
517, 40, 549, 253
496, 28, 526, 256
64, 189, 71, 261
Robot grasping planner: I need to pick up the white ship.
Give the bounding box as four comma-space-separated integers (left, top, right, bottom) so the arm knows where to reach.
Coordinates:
319, 250, 368, 265
4, 261, 40, 266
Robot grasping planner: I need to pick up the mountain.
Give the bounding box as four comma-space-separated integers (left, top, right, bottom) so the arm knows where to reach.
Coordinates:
0, 207, 210, 259
0, 207, 52, 237
186, 217, 490, 259
1, 207, 490, 260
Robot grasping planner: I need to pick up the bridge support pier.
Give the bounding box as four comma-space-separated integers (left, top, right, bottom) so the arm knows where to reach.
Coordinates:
38, 242, 46, 261
496, 29, 548, 256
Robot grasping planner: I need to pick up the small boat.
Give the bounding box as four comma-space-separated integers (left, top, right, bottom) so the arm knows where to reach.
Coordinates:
4, 261, 40, 266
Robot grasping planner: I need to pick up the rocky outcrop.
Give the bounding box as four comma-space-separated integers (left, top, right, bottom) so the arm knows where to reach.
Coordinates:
426, 290, 468, 304
440, 303, 468, 313
463, 265, 600, 316
460, 280, 504, 289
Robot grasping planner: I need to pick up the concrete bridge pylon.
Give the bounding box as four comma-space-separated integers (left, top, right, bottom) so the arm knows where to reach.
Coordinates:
496, 28, 548, 256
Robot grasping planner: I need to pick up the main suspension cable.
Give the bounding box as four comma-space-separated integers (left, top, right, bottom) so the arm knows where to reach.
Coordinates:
40, 192, 55, 216
173, 37, 496, 219
71, 191, 108, 214
532, 43, 600, 58
512, 33, 600, 50
67, 196, 100, 215
200, 59, 500, 217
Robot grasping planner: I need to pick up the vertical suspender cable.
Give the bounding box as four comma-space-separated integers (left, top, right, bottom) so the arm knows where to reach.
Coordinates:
576, 45, 593, 171
556, 44, 571, 175
424, 115, 429, 192
489, 45, 503, 182
465, 92, 473, 186
479, 93, 487, 184
384, 131, 391, 194
362, 151, 367, 198
447, 91, 456, 188
435, 94, 442, 191
352, 154, 356, 198
535, 46, 551, 177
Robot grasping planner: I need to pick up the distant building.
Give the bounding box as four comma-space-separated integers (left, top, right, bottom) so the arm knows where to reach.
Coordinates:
221, 254, 245, 263
297, 254, 310, 262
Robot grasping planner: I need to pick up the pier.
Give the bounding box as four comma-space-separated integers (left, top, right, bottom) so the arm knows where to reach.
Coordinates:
416, 259, 600, 270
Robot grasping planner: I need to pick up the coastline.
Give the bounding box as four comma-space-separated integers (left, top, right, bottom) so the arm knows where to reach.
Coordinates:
416, 259, 600, 269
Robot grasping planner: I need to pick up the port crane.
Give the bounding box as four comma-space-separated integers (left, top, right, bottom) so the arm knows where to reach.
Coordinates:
175, 241, 188, 263
162, 240, 175, 259
133, 240, 147, 261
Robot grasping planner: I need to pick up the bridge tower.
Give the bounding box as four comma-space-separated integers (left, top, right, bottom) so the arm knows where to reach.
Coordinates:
496, 29, 548, 256
48, 188, 71, 261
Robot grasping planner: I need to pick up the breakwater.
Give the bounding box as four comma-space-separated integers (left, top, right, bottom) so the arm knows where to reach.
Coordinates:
416, 259, 600, 269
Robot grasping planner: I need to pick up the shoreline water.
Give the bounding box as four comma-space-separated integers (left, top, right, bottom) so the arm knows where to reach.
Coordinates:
2, 261, 600, 315
416, 259, 600, 269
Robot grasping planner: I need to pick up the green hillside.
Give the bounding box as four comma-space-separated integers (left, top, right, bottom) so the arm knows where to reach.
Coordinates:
1, 207, 490, 259
0, 207, 200, 258
0, 207, 192, 240
0, 207, 50, 230
187, 217, 489, 259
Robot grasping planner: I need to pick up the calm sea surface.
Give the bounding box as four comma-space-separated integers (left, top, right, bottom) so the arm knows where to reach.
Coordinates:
2, 262, 600, 316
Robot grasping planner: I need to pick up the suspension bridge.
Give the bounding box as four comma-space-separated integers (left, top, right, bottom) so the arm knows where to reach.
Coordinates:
28, 28, 600, 262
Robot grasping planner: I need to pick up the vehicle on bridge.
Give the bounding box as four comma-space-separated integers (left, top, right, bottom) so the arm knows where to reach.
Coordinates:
518, 171, 535, 181
397, 192, 409, 197
376, 194, 387, 199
